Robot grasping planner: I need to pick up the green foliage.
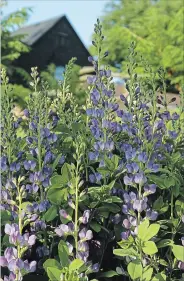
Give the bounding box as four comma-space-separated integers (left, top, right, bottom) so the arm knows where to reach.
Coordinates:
94, 0, 184, 87
1, 3, 32, 78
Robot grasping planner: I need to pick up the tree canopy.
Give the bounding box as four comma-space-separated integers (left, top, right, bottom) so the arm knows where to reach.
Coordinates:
91, 0, 183, 89
1, 1, 32, 80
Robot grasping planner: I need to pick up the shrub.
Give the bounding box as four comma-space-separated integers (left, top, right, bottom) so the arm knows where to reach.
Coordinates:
0, 19, 184, 281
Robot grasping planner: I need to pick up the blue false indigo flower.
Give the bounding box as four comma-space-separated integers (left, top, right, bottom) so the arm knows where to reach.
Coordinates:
3, 273, 16, 281
134, 172, 147, 184
172, 112, 179, 120
144, 184, 156, 195
122, 112, 133, 122
79, 228, 93, 241
10, 162, 21, 172
120, 94, 128, 107
29, 122, 37, 130
147, 162, 159, 173
125, 147, 136, 161
79, 210, 90, 224
23, 160, 36, 171
89, 172, 102, 183
168, 130, 178, 139
38, 200, 50, 212
26, 184, 39, 193
0, 156, 7, 171
48, 133, 57, 143
138, 152, 148, 163
88, 151, 99, 161
123, 175, 134, 185
133, 198, 147, 212
146, 209, 158, 221
59, 209, 71, 220
92, 263, 100, 272
88, 56, 94, 62
87, 76, 97, 85
44, 151, 54, 164
126, 162, 139, 173
123, 219, 131, 229
121, 231, 130, 240
31, 220, 46, 231
178, 261, 184, 270
66, 242, 73, 254
23, 109, 29, 117
55, 222, 74, 237
160, 111, 171, 121
59, 155, 65, 164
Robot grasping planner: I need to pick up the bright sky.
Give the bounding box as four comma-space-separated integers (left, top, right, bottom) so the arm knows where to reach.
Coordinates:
3, 0, 110, 48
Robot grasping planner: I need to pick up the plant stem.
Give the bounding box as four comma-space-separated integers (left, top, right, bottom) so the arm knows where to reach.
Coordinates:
74, 160, 79, 256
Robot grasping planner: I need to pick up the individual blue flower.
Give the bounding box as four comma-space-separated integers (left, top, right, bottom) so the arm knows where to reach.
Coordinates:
48, 133, 57, 143
146, 209, 158, 221
10, 162, 21, 172
79, 228, 93, 241
168, 130, 178, 139
126, 162, 139, 173
23, 160, 36, 170
133, 198, 147, 212
88, 151, 99, 161
144, 184, 156, 195
172, 112, 179, 120
0, 156, 7, 172
138, 152, 148, 163
90, 89, 100, 105
147, 162, 159, 173
124, 175, 134, 185
121, 231, 130, 240
134, 172, 147, 184
89, 172, 102, 183
79, 210, 90, 224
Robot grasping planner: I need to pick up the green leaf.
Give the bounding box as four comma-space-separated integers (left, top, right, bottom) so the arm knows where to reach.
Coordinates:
157, 239, 173, 248
47, 267, 62, 281
113, 248, 138, 258
137, 219, 149, 239
98, 270, 119, 278
69, 259, 84, 272
58, 240, 69, 268
90, 221, 101, 233
153, 196, 163, 210
142, 267, 153, 281
138, 220, 160, 241
172, 245, 184, 262
50, 175, 63, 188
43, 259, 61, 271
152, 273, 166, 281
163, 176, 175, 188
1, 210, 11, 225
47, 187, 68, 205
52, 153, 63, 170
127, 260, 143, 280
61, 163, 72, 183
175, 199, 184, 216
43, 205, 58, 222
142, 241, 158, 255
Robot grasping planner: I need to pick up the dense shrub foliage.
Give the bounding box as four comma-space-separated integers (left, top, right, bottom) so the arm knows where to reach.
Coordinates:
1, 20, 184, 281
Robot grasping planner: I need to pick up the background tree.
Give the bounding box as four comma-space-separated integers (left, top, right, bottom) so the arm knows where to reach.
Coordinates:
90, 0, 184, 91
1, 1, 32, 82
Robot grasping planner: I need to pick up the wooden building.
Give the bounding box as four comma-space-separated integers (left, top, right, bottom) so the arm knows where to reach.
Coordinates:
12, 15, 91, 79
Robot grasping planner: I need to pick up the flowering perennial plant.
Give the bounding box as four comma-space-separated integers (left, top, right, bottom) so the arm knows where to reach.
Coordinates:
1, 20, 184, 281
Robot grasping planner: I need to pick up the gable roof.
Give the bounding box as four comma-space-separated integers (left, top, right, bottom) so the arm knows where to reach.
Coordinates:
12, 15, 62, 46
11, 15, 90, 59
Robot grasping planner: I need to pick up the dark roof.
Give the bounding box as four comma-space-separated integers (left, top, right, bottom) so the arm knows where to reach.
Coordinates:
12, 15, 69, 46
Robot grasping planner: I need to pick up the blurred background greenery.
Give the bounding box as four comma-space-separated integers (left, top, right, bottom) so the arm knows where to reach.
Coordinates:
1, 0, 183, 109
